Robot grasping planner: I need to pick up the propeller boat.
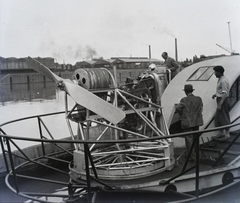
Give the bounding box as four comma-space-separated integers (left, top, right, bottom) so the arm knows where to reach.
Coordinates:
1, 55, 240, 203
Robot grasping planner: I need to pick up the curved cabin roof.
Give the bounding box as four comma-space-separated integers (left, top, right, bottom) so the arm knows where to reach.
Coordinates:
161, 55, 240, 129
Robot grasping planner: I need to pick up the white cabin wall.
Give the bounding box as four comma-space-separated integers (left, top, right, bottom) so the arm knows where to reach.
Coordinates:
161, 55, 240, 148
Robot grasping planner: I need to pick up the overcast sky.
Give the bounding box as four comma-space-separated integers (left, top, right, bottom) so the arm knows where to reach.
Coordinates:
0, 0, 239, 64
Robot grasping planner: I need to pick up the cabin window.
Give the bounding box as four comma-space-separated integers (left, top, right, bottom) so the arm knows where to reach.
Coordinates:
238, 76, 240, 101
228, 80, 237, 109
228, 76, 240, 110
187, 66, 214, 81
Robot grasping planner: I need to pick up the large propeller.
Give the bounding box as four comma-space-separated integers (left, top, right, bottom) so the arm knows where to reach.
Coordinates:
27, 57, 125, 124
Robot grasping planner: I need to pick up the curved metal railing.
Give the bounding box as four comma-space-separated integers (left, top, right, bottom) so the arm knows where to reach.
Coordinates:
1, 111, 240, 203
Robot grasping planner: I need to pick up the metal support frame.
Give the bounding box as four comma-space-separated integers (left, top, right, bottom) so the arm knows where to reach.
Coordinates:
1, 104, 240, 202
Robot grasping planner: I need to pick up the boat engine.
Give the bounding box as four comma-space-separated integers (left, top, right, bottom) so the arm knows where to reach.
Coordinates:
69, 67, 174, 181
116, 75, 160, 137
72, 67, 167, 137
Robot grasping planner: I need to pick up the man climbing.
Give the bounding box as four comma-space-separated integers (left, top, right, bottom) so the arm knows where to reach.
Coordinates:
161, 52, 179, 80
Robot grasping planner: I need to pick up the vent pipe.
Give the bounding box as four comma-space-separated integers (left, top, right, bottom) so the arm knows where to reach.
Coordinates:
175, 38, 178, 62
149, 45, 151, 59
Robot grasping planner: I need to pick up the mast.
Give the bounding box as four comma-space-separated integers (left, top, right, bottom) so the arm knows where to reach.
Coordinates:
227, 22, 233, 54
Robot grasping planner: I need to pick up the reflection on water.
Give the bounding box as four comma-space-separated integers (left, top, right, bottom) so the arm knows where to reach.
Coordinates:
0, 82, 56, 103
0, 72, 74, 103
0, 90, 76, 149
0, 73, 57, 103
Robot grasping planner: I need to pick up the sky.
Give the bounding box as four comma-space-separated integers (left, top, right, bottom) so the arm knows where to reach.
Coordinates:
0, 0, 240, 64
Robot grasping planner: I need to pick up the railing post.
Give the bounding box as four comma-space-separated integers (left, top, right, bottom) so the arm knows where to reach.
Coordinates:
195, 134, 200, 197
37, 117, 46, 156
0, 130, 9, 172
84, 143, 92, 203
5, 137, 19, 193
84, 142, 98, 179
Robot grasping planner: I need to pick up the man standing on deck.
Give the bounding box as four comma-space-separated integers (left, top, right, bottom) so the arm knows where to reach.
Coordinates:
175, 84, 204, 161
161, 52, 179, 80
212, 65, 231, 141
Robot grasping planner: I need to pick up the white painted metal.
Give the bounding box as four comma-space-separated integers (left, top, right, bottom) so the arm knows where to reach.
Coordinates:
161, 55, 240, 147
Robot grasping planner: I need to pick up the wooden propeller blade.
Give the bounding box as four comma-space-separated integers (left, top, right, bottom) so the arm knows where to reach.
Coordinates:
27, 57, 125, 124
27, 57, 62, 83
64, 81, 125, 124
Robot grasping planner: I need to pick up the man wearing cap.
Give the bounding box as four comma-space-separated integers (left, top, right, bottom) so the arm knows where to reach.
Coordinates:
212, 65, 230, 141
161, 52, 179, 80
148, 63, 156, 72
175, 84, 204, 161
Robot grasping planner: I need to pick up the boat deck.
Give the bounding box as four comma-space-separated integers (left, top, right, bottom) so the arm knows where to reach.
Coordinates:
88, 130, 240, 192
2, 131, 240, 203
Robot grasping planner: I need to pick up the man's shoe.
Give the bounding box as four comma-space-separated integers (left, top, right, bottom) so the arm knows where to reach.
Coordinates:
212, 134, 224, 139
212, 134, 229, 141
217, 136, 230, 141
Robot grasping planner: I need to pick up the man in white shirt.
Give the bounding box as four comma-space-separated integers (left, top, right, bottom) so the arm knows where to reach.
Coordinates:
212, 66, 230, 141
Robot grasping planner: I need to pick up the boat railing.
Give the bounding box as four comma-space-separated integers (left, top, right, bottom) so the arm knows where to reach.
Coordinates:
1, 111, 240, 203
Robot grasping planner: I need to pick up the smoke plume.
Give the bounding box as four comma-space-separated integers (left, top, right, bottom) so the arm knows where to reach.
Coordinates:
38, 40, 98, 63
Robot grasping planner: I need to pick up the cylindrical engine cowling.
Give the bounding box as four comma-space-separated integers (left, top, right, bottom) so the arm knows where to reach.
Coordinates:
153, 65, 166, 74
73, 68, 111, 89
152, 66, 168, 104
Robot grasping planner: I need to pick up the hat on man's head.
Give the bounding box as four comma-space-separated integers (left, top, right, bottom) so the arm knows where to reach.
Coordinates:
183, 84, 194, 92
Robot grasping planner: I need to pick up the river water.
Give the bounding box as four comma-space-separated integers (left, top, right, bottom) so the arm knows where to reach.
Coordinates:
1, 91, 240, 203
0, 90, 77, 150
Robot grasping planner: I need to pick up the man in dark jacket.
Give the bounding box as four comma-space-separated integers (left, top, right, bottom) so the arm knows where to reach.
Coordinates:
161, 52, 179, 80
176, 84, 204, 161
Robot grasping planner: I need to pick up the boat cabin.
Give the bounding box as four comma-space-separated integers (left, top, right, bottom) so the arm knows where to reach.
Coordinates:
161, 55, 240, 147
